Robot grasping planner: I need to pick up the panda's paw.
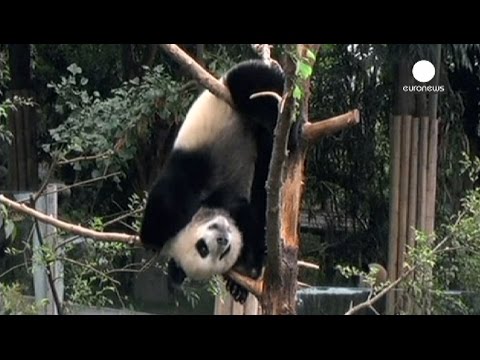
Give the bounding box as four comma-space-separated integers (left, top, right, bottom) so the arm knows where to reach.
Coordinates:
224, 277, 249, 304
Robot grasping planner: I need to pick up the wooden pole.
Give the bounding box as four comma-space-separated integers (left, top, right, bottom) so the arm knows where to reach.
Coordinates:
386, 115, 402, 315
32, 184, 63, 314
425, 119, 439, 236
417, 116, 429, 231
397, 116, 412, 279
407, 117, 420, 249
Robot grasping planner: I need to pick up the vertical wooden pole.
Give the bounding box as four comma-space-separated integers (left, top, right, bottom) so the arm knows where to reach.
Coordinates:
425, 118, 439, 236
397, 116, 412, 280
32, 193, 48, 314
6, 89, 38, 191
214, 292, 260, 315
387, 115, 401, 315
407, 117, 420, 249
244, 294, 261, 315
214, 293, 232, 315
32, 184, 63, 315
417, 116, 429, 231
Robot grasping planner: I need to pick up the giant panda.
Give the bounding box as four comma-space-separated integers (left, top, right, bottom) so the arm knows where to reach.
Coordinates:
140, 59, 285, 303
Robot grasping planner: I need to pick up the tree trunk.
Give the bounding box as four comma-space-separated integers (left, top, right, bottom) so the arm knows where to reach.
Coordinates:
262, 45, 318, 314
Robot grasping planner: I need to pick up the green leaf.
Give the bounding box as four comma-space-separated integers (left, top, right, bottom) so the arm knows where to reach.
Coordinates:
306, 49, 317, 61
67, 63, 82, 76
293, 85, 302, 100
129, 78, 140, 86
298, 62, 313, 80
5, 220, 16, 240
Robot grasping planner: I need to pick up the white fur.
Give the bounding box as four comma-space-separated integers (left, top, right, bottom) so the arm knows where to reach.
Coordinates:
165, 209, 243, 280
174, 89, 257, 199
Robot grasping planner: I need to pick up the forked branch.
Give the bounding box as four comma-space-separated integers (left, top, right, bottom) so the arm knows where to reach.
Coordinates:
160, 43, 360, 143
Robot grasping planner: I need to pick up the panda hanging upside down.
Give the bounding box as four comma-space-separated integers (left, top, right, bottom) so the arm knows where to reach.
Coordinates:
139, 59, 285, 303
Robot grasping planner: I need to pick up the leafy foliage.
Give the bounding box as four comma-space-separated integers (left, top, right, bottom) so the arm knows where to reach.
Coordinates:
44, 63, 194, 176
0, 282, 48, 315
62, 239, 133, 308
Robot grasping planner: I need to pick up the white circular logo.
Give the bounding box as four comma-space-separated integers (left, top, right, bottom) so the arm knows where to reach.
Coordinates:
412, 60, 435, 83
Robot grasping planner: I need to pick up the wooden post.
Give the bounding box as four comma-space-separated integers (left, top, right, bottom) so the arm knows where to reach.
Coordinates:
214, 292, 260, 315
386, 115, 401, 315
416, 116, 429, 232
397, 116, 412, 281
425, 118, 439, 236
6, 89, 38, 191
32, 184, 63, 315
407, 117, 420, 249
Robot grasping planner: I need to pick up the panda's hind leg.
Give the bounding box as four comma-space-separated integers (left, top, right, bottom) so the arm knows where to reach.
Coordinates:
223, 198, 265, 304
223, 275, 249, 304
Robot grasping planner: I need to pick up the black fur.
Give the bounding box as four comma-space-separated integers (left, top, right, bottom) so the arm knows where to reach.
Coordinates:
220, 60, 283, 302
140, 149, 212, 250
225, 59, 285, 133
140, 59, 285, 303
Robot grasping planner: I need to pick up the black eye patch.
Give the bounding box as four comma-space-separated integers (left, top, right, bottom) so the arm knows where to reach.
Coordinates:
195, 238, 209, 258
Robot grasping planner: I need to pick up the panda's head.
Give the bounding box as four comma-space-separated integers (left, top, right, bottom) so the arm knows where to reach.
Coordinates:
166, 207, 243, 281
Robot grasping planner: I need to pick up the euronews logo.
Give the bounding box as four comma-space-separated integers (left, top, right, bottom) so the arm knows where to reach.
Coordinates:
402, 60, 445, 93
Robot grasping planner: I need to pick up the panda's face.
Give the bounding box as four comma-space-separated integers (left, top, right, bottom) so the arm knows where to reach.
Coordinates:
167, 208, 243, 281
194, 216, 234, 260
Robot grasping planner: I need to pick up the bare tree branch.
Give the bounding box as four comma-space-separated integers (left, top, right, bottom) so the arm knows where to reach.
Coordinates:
297, 281, 312, 288
41, 171, 122, 197
57, 151, 113, 166
0, 262, 28, 279
303, 109, 360, 143
0, 195, 139, 245
345, 233, 452, 315
298, 260, 319, 270
60, 257, 120, 285
158, 44, 233, 107
226, 271, 263, 299
345, 266, 415, 315
103, 208, 143, 228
